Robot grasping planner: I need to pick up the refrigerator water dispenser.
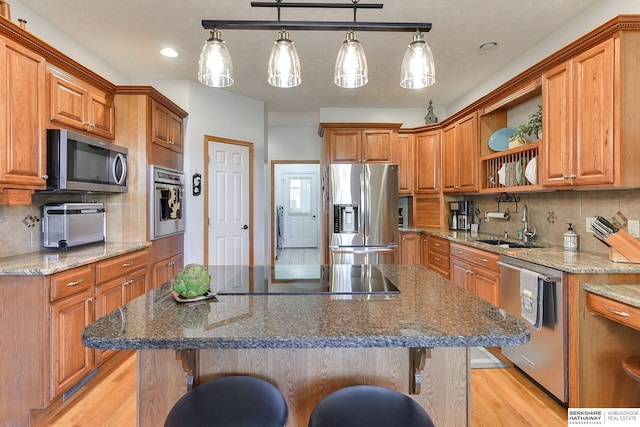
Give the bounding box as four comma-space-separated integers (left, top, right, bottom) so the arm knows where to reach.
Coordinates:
334, 204, 359, 233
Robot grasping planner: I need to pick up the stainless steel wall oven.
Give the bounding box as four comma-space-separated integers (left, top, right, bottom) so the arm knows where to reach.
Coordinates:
150, 165, 185, 240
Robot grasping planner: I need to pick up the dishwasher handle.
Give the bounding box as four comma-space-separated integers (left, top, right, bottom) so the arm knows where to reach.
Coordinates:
497, 261, 562, 283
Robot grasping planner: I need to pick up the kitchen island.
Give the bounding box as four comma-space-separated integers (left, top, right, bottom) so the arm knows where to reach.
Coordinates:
83, 264, 528, 426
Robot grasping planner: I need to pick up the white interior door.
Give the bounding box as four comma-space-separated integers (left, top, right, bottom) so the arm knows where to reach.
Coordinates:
282, 172, 318, 248
207, 141, 250, 265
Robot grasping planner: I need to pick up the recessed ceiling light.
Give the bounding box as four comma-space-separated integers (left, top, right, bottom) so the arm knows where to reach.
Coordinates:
160, 48, 179, 58
479, 41, 498, 53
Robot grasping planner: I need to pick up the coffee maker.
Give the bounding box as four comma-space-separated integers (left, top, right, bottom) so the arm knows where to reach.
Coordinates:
449, 200, 474, 230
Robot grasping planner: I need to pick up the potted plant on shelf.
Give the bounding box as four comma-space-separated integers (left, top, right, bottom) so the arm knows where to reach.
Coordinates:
509, 105, 542, 148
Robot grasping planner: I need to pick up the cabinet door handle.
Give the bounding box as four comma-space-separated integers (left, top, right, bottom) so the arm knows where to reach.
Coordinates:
123, 279, 133, 287
42, 174, 49, 179
87, 296, 96, 302
169, 261, 175, 266
122, 262, 134, 267
66, 279, 83, 287
604, 306, 630, 317
466, 269, 474, 275
168, 141, 176, 145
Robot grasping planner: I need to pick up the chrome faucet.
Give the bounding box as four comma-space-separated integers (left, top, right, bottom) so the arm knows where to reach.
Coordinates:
522, 204, 537, 243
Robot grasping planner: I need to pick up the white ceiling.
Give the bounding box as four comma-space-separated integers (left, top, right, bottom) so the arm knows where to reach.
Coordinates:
20, 0, 601, 123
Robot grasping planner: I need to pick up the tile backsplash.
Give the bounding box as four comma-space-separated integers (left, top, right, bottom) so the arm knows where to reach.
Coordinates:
466, 189, 640, 255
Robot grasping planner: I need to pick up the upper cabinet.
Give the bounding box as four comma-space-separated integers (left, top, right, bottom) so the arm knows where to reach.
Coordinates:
321, 123, 402, 164
47, 66, 115, 139
0, 36, 47, 204
442, 112, 478, 193
151, 99, 183, 154
397, 131, 414, 194
414, 130, 441, 194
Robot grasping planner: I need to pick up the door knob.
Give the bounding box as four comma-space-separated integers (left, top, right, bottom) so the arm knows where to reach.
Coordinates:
242, 224, 249, 230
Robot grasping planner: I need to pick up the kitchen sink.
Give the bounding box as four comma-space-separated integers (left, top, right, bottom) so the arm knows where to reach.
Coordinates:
475, 239, 540, 249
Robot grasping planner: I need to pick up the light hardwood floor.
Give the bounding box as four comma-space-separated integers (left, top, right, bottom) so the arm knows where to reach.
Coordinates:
38, 351, 568, 426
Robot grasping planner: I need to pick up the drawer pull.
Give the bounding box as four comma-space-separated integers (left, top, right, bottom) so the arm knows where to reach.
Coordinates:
433, 243, 441, 247
478, 258, 489, 263
66, 279, 83, 287
605, 306, 630, 317
122, 262, 134, 267
123, 279, 133, 287
456, 250, 464, 255
466, 269, 474, 275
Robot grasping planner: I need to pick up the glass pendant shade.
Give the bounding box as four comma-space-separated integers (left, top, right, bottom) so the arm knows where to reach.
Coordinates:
400, 31, 436, 89
267, 30, 301, 88
334, 30, 368, 88
198, 30, 234, 87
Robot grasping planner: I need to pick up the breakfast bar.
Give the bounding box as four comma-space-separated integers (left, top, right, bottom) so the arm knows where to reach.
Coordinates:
83, 264, 529, 426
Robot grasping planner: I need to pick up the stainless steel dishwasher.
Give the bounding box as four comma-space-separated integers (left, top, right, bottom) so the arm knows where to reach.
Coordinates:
498, 256, 567, 403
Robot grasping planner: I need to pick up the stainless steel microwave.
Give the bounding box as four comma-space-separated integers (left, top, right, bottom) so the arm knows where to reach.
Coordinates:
44, 129, 128, 193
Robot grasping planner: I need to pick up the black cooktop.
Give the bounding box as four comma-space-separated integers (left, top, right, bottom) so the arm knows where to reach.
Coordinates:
215, 264, 399, 295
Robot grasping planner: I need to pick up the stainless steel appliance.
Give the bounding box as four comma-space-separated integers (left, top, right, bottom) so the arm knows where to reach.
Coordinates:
45, 129, 128, 193
449, 200, 474, 230
328, 163, 398, 264
498, 256, 567, 403
42, 202, 105, 250
150, 165, 185, 240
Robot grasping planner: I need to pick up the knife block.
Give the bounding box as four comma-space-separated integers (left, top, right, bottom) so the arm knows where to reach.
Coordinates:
606, 229, 640, 263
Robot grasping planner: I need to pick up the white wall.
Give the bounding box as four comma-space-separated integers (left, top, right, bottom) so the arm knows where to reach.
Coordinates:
319, 107, 444, 128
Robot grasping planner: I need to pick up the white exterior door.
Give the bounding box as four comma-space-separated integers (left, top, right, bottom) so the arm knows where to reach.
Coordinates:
282, 172, 318, 248
207, 141, 250, 265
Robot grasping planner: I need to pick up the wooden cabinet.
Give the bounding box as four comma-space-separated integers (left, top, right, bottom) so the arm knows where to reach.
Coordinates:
48, 266, 95, 401
541, 34, 640, 189
152, 253, 183, 289
449, 243, 500, 305
414, 130, 441, 194
399, 232, 422, 265
0, 36, 47, 203
397, 132, 414, 194
322, 123, 401, 164
48, 67, 115, 139
443, 113, 478, 193
427, 236, 450, 279
421, 235, 429, 267
152, 99, 183, 153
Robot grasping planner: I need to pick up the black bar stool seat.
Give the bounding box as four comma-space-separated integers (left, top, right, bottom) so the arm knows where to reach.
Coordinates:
165, 375, 288, 427
308, 385, 434, 427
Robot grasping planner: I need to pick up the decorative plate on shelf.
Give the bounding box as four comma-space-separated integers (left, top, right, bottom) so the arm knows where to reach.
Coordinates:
488, 127, 517, 152
525, 157, 537, 185
171, 289, 217, 303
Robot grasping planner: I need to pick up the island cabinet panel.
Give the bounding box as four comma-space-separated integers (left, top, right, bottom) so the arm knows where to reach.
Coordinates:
47, 66, 115, 139
0, 36, 47, 200
399, 231, 422, 265
137, 347, 469, 427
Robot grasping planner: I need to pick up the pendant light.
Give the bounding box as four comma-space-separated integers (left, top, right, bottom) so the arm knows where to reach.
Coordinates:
198, 29, 234, 88
400, 31, 436, 89
334, 30, 368, 88
267, 30, 301, 88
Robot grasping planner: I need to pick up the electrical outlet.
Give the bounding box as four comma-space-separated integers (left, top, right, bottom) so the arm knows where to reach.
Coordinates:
586, 217, 596, 233
628, 220, 640, 238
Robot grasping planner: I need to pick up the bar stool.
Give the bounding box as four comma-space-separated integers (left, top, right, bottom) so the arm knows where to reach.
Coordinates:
308, 385, 434, 427
165, 375, 288, 427
622, 356, 640, 388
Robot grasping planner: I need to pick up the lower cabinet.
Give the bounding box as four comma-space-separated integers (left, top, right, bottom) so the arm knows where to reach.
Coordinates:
152, 253, 183, 289
151, 234, 185, 289
427, 236, 450, 279
399, 232, 422, 265
449, 242, 500, 305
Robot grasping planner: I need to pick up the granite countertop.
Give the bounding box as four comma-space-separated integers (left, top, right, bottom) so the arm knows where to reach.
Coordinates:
582, 283, 640, 309
0, 242, 151, 275
82, 264, 530, 351
400, 227, 640, 274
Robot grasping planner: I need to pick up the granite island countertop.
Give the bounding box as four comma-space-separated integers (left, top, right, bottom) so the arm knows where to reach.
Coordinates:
0, 242, 151, 275
582, 282, 640, 309
400, 227, 640, 274
82, 264, 530, 350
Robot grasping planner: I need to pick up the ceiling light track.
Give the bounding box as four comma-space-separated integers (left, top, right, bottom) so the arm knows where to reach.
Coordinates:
197, 1, 435, 89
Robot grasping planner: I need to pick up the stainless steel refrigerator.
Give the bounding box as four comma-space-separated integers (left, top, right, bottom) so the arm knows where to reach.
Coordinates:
329, 163, 399, 264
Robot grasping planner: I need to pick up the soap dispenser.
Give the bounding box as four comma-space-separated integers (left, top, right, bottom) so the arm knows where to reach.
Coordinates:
563, 223, 578, 251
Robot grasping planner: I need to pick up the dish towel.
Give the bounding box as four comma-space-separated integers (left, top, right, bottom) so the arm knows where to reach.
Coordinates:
520, 269, 543, 331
